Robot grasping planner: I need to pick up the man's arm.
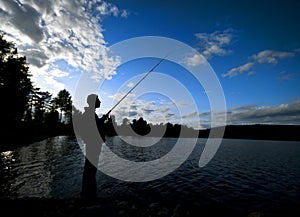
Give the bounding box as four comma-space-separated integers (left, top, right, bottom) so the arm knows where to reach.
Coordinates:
99, 114, 109, 123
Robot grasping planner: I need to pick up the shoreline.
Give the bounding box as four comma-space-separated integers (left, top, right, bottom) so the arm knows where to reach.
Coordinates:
1, 134, 299, 153
0, 122, 74, 152
0, 133, 74, 152
1, 124, 299, 152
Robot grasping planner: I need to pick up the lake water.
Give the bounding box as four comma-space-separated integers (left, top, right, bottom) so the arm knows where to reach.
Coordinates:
1, 136, 300, 215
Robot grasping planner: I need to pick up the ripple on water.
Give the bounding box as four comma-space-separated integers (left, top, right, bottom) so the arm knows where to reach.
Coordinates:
0, 136, 300, 214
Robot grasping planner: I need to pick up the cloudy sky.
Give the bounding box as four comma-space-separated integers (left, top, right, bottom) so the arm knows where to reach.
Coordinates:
0, 0, 299, 128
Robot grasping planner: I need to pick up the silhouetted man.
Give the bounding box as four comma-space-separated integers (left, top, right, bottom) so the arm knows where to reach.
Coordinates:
81, 94, 108, 197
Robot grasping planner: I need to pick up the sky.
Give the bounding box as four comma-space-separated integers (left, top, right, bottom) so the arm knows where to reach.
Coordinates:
0, 0, 299, 128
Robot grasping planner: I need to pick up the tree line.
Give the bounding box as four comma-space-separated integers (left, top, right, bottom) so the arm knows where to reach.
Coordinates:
0, 33, 73, 145
103, 116, 199, 138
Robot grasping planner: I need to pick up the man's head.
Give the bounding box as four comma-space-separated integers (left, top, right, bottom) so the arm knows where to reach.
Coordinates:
87, 94, 101, 108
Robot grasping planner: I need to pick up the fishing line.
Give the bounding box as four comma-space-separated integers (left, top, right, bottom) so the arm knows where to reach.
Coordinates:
106, 53, 170, 116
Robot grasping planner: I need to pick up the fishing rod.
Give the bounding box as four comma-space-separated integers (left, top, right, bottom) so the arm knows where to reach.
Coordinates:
106, 55, 169, 116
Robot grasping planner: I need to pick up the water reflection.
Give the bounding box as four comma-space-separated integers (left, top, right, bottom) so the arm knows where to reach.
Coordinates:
0, 150, 15, 195
101, 137, 198, 182
0, 136, 83, 198
0, 136, 299, 215
1, 150, 14, 169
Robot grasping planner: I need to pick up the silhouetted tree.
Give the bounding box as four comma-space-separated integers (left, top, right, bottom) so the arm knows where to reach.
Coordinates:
53, 89, 72, 123
30, 87, 52, 123
131, 117, 150, 135
44, 109, 59, 130
0, 33, 32, 131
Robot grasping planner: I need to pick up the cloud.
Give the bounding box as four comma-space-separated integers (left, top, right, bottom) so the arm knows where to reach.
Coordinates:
107, 92, 178, 125
295, 48, 300, 54
0, 0, 127, 93
198, 102, 300, 126
194, 29, 234, 59
96, 1, 129, 17
182, 111, 198, 119
277, 71, 295, 81
223, 49, 296, 78
175, 101, 300, 129
142, 108, 156, 114
252, 50, 294, 64
50, 68, 69, 78
0, 1, 44, 43
227, 102, 300, 125
222, 62, 255, 78
127, 82, 135, 88
183, 53, 206, 67
108, 92, 300, 128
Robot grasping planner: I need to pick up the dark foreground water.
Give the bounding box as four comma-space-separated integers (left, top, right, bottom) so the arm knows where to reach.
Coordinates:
0, 136, 300, 216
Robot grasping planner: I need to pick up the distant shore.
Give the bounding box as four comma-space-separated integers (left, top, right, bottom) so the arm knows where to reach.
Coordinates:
1, 124, 299, 152
198, 124, 300, 141
0, 122, 74, 152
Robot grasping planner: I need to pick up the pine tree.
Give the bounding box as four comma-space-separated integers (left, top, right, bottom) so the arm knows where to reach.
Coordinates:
0, 33, 32, 131
53, 89, 72, 123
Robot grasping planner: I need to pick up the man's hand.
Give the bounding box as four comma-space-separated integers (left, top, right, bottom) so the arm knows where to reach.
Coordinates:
102, 114, 109, 120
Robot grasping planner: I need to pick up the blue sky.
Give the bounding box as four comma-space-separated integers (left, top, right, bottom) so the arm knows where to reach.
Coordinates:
0, 0, 299, 128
